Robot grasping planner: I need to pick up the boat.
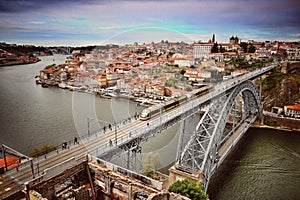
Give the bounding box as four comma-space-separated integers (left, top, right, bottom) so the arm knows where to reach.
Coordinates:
101, 94, 111, 99
58, 82, 68, 89
41, 83, 49, 88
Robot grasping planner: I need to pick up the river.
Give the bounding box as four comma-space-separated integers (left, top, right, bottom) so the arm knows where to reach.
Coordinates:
0, 55, 299, 199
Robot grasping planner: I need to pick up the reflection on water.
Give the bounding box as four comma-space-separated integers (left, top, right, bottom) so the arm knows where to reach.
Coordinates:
0, 55, 139, 155
208, 128, 300, 200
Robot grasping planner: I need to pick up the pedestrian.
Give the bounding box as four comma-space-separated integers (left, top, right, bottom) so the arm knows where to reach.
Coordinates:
74, 137, 78, 145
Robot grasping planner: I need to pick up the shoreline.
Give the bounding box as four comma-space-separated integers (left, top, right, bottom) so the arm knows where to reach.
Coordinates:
251, 122, 300, 132
0, 59, 41, 67
251, 124, 293, 132
37, 80, 164, 107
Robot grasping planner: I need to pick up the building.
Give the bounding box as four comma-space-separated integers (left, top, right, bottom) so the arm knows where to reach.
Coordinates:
106, 72, 119, 86
286, 46, 300, 61
284, 105, 300, 118
229, 36, 239, 45
169, 57, 195, 67
193, 42, 214, 59
255, 47, 271, 58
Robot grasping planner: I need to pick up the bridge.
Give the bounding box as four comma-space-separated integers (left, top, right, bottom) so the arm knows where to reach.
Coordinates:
0, 64, 276, 198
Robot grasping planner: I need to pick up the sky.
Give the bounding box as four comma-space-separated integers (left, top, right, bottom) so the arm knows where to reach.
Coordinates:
0, 0, 300, 46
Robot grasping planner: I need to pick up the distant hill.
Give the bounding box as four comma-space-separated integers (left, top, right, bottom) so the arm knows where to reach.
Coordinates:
0, 42, 51, 56
0, 42, 49, 66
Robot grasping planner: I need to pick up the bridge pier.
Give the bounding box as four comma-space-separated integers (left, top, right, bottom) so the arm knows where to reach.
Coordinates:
168, 166, 204, 187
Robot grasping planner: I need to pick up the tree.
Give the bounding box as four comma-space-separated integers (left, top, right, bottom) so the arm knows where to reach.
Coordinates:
144, 152, 161, 177
211, 43, 219, 53
168, 179, 208, 200
248, 45, 256, 53
180, 69, 186, 75
165, 77, 177, 87
220, 45, 226, 53
240, 42, 248, 53
44, 63, 56, 69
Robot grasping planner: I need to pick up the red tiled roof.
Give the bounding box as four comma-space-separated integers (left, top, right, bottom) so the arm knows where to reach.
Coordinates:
285, 105, 300, 110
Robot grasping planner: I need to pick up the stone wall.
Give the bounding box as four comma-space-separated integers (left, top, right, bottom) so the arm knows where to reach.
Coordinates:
264, 115, 300, 131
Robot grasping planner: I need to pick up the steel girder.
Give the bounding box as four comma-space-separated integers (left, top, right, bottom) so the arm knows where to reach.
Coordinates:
176, 80, 260, 191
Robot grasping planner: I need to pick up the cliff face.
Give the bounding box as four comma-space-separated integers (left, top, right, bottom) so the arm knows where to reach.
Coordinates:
262, 62, 300, 111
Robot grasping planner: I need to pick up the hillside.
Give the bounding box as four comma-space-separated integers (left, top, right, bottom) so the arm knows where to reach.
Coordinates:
262, 62, 300, 111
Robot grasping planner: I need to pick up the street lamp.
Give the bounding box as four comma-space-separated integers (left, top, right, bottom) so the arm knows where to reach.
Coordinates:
114, 123, 117, 145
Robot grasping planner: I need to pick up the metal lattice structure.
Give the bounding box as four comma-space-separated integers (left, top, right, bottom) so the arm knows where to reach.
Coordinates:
97, 65, 275, 179
176, 80, 261, 191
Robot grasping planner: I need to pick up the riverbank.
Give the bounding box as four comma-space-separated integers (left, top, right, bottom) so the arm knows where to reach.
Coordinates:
257, 111, 300, 132
251, 123, 298, 132
37, 79, 167, 107
0, 58, 41, 67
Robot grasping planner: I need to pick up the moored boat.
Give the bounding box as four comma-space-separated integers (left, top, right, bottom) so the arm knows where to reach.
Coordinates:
41, 83, 49, 88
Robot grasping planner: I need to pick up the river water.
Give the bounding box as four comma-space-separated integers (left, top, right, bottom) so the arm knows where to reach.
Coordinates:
0, 55, 299, 199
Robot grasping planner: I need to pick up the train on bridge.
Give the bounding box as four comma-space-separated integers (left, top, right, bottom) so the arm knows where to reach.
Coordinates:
140, 85, 212, 120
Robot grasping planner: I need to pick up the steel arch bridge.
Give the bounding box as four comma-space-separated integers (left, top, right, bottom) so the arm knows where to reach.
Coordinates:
175, 80, 261, 192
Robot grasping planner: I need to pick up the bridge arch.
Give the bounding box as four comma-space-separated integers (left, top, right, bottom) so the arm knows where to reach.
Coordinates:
177, 80, 261, 191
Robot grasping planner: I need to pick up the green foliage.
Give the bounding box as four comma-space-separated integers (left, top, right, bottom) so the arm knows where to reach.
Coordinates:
220, 46, 226, 53
162, 65, 178, 72
240, 42, 248, 53
248, 45, 256, 53
30, 144, 57, 158
0, 43, 49, 56
165, 77, 177, 87
262, 68, 290, 92
44, 63, 56, 69
143, 152, 161, 177
180, 69, 186, 75
211, 43, 219, 53
168, 179, 208, 200
227, 58, 266, 70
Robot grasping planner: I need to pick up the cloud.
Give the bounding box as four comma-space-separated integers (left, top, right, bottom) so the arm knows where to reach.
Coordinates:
0, 0, 299, 45
291, 33, 300, 38
30, 21, 45, 25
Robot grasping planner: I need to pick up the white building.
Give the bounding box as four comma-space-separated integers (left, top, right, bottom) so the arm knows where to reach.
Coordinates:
284, 105, 300, 118
169, 57, 195, 67
286, 47, 300, 61
255, 47, 271, 58
193, 42, 214, 59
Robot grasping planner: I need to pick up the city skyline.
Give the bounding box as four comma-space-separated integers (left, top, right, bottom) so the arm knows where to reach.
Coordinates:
0, 0, 300, 46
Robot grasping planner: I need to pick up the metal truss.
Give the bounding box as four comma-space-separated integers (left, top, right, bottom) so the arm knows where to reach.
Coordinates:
176, 80, 261, 192
98, 137, 144, 173
119, 139, 143, 173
